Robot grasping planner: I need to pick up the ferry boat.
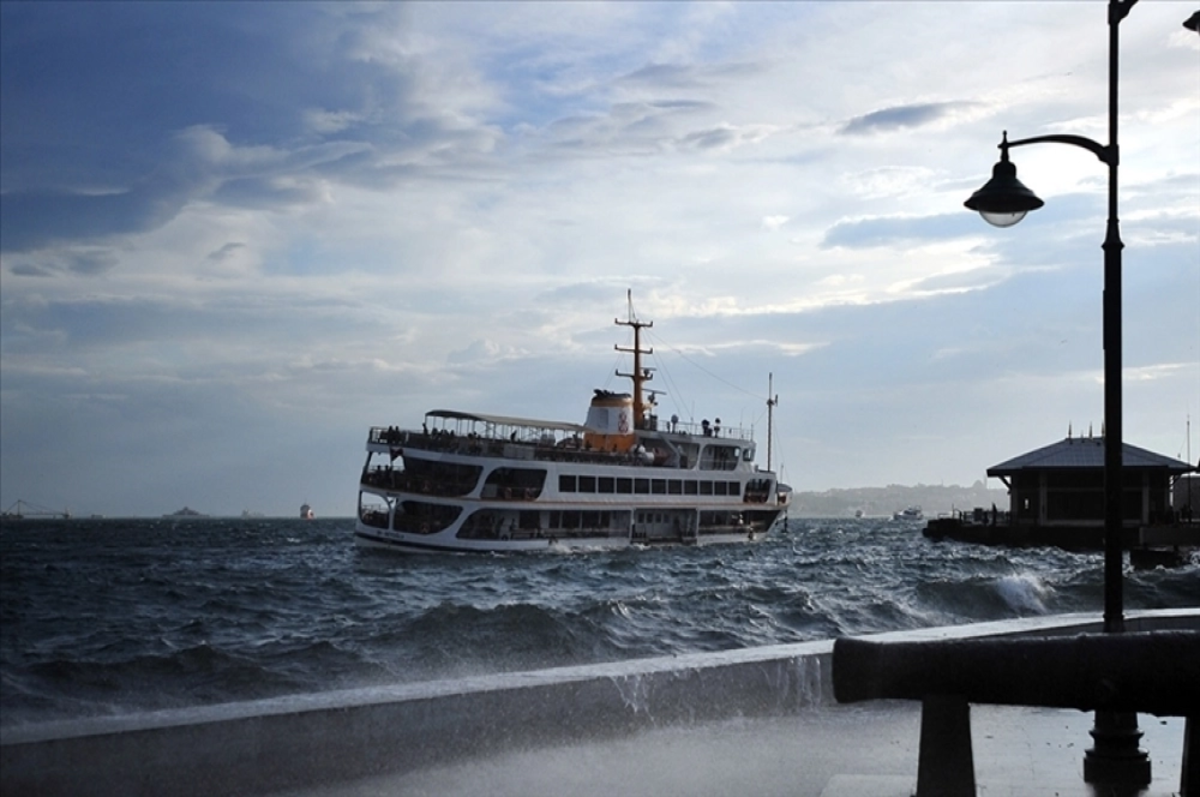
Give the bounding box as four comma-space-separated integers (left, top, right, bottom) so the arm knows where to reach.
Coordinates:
355, 305, 792, 554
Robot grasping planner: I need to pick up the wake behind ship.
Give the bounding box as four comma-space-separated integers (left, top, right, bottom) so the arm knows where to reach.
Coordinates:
355, 304, 792, 554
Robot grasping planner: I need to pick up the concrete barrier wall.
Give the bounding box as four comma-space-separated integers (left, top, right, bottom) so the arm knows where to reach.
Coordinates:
3, 609, 1196, 797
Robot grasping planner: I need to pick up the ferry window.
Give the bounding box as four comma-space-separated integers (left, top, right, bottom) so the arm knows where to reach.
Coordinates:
715, 482, 728, 496
598, 477, 615, 494
617, 477, 633, 494
652, 479, 666, 494
579, 475, 596, 493
635, 478, 650, 494
668, 480, 682, 495
549, 511, 561, 528
700, 481, 713, 496
564, 511, 581, 529
743, 449, 754, 462
685, 481, 698, 495
727, 481, 740, 496
559, 475, 577, 492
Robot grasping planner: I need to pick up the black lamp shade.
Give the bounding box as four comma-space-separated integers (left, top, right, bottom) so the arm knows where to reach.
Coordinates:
964, 158, 1045, 214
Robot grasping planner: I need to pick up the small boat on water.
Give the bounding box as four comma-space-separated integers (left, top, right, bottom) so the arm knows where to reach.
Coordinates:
355, 299, 792, 554
893, 506, 923, 521
300, 503, 314, 520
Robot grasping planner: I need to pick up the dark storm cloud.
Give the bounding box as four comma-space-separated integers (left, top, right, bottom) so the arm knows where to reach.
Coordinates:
0, 174, 194, 253
0, 2, 485, 253
839, 101, 975, 135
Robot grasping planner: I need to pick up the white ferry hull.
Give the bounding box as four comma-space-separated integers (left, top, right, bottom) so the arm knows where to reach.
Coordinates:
353, 519, 781, 555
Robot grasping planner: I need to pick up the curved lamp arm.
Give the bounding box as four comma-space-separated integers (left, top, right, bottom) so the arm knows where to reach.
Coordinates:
1002, 133, 1116, 167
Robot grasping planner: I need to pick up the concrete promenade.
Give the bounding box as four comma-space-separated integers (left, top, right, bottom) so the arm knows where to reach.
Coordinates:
3, 609, 1196, 797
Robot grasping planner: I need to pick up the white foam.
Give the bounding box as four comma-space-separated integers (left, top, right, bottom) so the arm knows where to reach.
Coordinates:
993, 573, 1051, 614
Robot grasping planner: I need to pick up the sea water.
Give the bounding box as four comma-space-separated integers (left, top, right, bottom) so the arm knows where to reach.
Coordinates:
2, 516, 1197, 728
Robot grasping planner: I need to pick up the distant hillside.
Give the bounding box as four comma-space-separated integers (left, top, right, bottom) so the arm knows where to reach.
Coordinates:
790, 481, 1008, 519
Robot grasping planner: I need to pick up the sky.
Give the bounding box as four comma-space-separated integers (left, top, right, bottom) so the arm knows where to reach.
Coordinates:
1, 1, 1197, 518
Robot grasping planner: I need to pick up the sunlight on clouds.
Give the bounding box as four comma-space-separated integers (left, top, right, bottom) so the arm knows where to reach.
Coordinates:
815, 273, 863, 288
1126, 363, 1190, 383
761, 215, 789, 231
842, 166, 939, 200
777, 341, 825, 357
447, 338, 528, 365
1136, 95, 1200, 126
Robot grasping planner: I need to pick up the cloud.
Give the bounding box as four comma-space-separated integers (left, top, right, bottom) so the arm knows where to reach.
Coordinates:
4, 249, 118, 278
620, 61, 765, 90
822, 213, 980, 248
0, 3, 506, 254
839, 101, 979, 136
447, 339, 522, 365
907, 265, 1013, 295
207, 243, 247, 263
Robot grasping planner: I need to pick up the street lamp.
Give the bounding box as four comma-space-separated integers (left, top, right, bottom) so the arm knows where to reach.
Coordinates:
964, 0, 1166, 786
966, 0, 1131, 634
963, 132, 1043, 228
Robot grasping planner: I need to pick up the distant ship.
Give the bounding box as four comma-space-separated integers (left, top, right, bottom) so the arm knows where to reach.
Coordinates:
165, 507, 206, 518
354, 296, 792, 554
893, 506, 924, 521
301, 503, 315, 520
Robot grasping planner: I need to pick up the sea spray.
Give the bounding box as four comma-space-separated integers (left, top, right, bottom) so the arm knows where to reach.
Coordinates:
993, 573, 1053, 614
612, 672, 654, 717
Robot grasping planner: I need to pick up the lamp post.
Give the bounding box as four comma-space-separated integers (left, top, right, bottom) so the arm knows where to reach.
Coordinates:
964, 0, 1165, 786
966, 0, 1133, 635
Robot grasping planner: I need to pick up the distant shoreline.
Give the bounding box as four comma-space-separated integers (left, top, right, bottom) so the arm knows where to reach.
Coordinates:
2, 482, 1011, 522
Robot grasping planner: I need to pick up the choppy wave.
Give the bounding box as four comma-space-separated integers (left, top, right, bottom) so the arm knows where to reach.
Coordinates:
1, 516, 1196, 727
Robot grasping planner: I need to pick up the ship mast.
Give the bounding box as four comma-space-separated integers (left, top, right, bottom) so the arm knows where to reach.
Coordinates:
614, 290, 653, 430
766, 373, 778, 471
